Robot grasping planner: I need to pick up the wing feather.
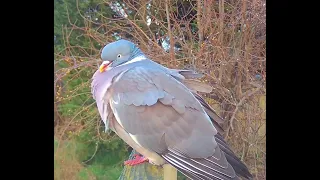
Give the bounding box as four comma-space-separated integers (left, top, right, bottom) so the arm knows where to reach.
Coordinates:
107, 66, 242, 179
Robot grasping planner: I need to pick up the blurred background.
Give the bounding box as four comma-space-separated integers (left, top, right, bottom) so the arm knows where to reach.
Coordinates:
54, 0, 266, 179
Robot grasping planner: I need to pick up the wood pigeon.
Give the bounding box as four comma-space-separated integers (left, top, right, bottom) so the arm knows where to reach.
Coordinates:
91, 39, 253, 180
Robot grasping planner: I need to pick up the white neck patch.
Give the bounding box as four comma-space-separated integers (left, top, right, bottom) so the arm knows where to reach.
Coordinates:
122, 55, 147, 66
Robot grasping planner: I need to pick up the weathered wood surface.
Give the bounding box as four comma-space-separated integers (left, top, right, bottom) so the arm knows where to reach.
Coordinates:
163, 164, 177, 180
118, 150, 164, 180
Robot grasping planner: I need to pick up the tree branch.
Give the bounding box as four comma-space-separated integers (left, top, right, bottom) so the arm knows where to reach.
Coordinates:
165, 0, 175, 64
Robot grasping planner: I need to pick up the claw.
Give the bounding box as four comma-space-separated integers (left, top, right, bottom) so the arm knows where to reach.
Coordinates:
124, 154, 149, 166
132, 153, 140, 158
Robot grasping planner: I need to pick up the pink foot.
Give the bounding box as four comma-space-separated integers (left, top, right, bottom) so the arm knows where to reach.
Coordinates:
124, 154, 149, 166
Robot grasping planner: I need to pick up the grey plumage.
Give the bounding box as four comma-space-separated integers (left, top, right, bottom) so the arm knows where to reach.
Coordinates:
91, 39, 253, 180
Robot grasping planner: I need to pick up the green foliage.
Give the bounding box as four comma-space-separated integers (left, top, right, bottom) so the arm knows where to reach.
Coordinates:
55, 129, 129, 179
54, 1, 129, 179
177, 171, 188, 180
76, 130, 129, 178
77, 169, 92, 180
54, 0, 115, 55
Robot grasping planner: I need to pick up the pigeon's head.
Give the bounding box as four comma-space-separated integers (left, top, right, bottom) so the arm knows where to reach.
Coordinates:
99, 39, 142, 73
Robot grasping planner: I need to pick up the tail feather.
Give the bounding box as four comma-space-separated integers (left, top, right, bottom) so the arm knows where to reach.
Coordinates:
159, 115, 253, 180
163, 155, 208, 180
215, 134, 253, 179
161, 150, 240, 180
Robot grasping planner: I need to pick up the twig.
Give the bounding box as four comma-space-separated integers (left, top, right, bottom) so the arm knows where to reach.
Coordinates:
197, 0, 203, 44
225, 84, 262, 138
218, 0, 225, 43
82, 141, 99, 164
241, 141, 246, 161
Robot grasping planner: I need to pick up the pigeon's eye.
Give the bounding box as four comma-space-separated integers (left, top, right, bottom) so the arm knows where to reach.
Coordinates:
117, 54, 121, 58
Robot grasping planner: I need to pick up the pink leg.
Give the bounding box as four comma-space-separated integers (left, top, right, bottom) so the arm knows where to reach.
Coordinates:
124, 154, 149, 166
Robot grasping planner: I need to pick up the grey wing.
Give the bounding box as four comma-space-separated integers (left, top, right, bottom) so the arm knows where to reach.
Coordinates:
108, 66, 239, 180
169, 69, 225, 133
109, 66, 216, 156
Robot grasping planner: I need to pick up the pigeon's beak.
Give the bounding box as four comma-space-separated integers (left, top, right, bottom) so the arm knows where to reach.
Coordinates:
99, 61, 111, 73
